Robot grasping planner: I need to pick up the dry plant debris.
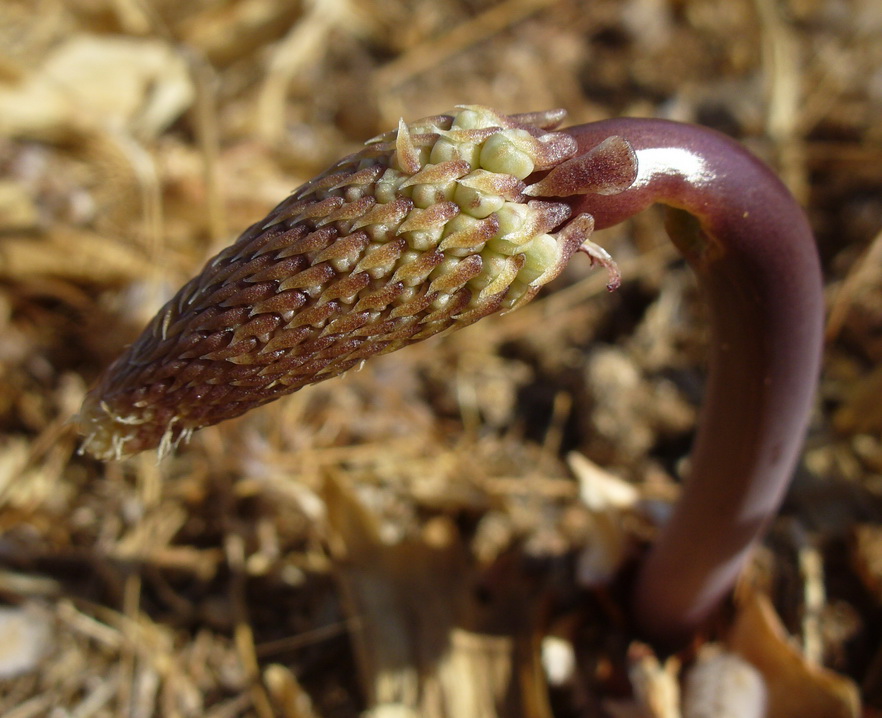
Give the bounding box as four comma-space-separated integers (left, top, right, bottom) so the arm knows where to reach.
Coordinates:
0, 0, 880, 716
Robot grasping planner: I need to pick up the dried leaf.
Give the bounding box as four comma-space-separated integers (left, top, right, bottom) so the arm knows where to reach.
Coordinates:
0, 35, 192, 140
0, 603, 53, 678
728, 587, 860, 718
605, 642, 681, 718
568, 452, 639, 587
568, 451, 639, 510
0, 228, 148, 284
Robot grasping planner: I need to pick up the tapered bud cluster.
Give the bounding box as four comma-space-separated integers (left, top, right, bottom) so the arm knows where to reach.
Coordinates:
79, 106, 630, 460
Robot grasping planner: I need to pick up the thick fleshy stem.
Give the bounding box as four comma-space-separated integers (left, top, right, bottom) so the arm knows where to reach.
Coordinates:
556, 119, 824, 647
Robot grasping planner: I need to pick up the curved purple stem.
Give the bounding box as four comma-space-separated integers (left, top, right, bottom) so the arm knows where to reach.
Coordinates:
559, 120, 824, 646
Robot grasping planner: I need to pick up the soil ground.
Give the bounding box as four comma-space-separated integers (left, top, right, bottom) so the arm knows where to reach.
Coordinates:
0, 1, 881, 716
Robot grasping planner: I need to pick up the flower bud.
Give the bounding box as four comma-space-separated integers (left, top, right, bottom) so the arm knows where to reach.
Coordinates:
79, 106, 627, 460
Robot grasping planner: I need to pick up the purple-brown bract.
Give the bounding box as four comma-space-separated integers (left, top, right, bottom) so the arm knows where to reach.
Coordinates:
78, 106, 634, 462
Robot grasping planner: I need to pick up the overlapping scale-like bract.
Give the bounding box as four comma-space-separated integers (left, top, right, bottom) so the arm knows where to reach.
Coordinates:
79, 106, 621, 460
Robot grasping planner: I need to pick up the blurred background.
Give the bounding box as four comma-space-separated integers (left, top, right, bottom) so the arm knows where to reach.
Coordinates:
0, 0, 881, 715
